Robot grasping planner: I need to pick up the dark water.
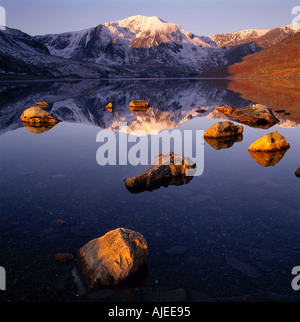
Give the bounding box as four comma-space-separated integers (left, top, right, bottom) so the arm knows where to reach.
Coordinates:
0, 79, 299, 302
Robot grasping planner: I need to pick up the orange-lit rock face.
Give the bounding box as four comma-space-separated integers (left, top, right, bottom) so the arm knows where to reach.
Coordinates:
129, 100, 149, 111
124, 152, 196, 193
105, 103, 113, 112
203, 121, 243, 138
216, 104, 279, 128
20, 106, 59, 126
78, 228, 148, 288
248, 150, 288, 167
248, 131, 290, 152
35, 102, 48, 108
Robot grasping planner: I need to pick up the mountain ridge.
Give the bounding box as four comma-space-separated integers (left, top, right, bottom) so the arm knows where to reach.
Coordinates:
1, 15, 299, 79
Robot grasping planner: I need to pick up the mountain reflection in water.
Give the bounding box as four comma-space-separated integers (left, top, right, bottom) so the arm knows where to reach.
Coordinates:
0, 79, 299, 301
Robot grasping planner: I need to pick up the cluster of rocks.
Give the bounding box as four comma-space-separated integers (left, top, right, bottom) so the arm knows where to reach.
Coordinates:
205, 104, 292, 167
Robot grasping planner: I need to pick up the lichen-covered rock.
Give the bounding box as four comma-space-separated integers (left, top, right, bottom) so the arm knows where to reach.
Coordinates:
216, 104, 279, 128
124, 152, 196, 193
78, 228, 148, 288
20, 106, 59, 125
248, 131, 290, 152
203, 121, 243, 138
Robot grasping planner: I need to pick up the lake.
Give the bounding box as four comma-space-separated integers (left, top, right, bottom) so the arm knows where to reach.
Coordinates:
0, 79, 299, 302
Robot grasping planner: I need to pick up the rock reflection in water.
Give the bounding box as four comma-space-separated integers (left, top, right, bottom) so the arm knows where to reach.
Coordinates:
248, 150, 288, 167
204, 135, 243, 150
20, 105, 60, 134
124, 152, 196, 193
21, 121, 58, 134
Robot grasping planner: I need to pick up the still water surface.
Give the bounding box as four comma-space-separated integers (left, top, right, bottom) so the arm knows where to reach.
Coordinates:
0, 79, 299, 301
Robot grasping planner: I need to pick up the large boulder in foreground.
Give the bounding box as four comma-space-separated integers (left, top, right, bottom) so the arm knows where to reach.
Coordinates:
20, 106, 59, 125
248, 131, 290, 152
124, 152, 196, 193
203, 121, 243, 138
216, 104, 279, 128
78, 228, 148, 288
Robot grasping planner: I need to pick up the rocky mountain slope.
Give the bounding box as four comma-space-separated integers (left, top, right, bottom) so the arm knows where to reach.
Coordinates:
210, 24, 299, 49
201, 32, 300, 78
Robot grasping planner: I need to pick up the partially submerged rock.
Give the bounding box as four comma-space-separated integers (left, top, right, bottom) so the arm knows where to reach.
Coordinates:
203, 121, 243, 138
20, 106, 59, 126
249, 150, 288, 167
295, 167, 300, 177
78, 228, 148, 288
35, 101, 48, 108
216, 104, 279, 128
124, 152, 196, 193
248, 131, 290, 152
129, 100, 150, 111
105, 102, 113, 112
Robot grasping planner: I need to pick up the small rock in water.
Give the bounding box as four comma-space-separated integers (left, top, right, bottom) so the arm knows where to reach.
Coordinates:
56, 219, 66, 225
295, 167, 300, 178
203, 121, 243, 138
248, 131, 290, 152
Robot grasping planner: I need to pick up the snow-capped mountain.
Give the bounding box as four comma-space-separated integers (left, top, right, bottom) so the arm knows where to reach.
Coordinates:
210, 24, 300, 49
33, 15, 259, 76
1, 15, 299, 79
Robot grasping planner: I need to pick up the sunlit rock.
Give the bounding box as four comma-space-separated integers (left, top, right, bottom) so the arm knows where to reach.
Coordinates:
216, 104, 279, 128
124, 152, 196, 193
129, 100, 150, 111
248, 131, 290, 152
204, 135, 243, 150
105, 102, 113, 112
249, 150, 288, 167
20, 106, 59, 126
78, 228, 148, 288
203, 121, 243, 138
35, 101, 48, 108
215, 106, 236, 116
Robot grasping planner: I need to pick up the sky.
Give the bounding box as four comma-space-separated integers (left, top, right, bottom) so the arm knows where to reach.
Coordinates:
1, 0, 299, 36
